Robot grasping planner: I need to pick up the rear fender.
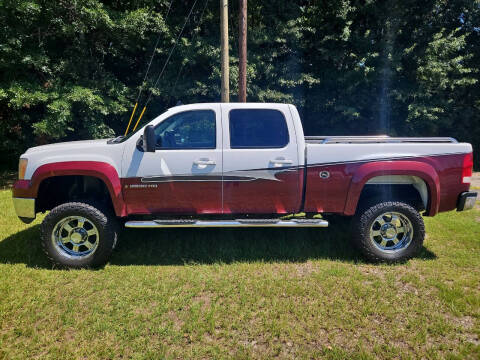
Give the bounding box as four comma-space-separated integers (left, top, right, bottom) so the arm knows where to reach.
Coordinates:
343, 160, 440, 216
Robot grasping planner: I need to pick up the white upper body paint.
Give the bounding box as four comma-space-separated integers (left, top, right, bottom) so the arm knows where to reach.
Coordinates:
20, 103, 472, 180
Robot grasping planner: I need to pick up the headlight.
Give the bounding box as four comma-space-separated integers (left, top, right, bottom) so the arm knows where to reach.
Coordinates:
18, 158, 28, 180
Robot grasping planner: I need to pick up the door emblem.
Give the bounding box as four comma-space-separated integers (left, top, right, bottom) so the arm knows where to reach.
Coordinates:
319, 171, 330, 179
125, 184, 158, 189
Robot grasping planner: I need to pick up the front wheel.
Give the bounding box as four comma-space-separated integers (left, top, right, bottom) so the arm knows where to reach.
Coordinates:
41, 202, 118, 268
352, 201, 425, 262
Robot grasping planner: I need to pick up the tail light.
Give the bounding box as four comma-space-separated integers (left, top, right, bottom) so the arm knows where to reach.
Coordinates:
462, 153, 473, 184
18, 158, 28, 180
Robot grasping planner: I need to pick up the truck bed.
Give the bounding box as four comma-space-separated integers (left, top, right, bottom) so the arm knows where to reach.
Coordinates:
303, 136, 472, 216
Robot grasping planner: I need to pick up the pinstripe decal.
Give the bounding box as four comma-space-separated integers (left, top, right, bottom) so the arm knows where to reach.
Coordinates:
138, 152, 468, 183
305, 151, 468, 168
140, 169, 288, 183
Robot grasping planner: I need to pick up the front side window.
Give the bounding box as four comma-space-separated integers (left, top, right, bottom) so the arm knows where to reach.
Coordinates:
154, 110, 216, 149
229, 109, 289, 148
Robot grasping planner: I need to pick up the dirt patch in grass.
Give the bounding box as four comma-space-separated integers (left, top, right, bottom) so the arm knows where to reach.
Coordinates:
356, 265, 387, 279
294, 261, 318, 277
451, 315, 475, 330
396, 280, 420, 295
166, 310, 184, 331
192, 292, 213, 309
444, 314, 479, 346
133, 301, 158, 316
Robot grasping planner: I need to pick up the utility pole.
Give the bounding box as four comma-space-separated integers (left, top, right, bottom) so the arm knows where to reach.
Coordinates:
220, 0, 229, 102
238, 0, 247, 102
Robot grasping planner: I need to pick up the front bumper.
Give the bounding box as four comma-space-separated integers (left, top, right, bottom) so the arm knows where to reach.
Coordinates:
12, 197, 36, 222
457, 191, 477, 211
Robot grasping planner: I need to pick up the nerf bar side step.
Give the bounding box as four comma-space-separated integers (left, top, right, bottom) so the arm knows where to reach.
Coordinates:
125, 218, 329, 228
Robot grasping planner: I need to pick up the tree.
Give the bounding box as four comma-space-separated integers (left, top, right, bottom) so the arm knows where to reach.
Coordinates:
0, 0, 479, 168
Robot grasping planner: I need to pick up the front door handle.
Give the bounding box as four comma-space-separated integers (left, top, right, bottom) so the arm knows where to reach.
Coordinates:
270, 159, 293, 165
194, 159, 216, 166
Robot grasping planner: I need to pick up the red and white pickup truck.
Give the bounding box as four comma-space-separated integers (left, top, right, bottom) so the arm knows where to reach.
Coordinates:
12, 103, 477, 268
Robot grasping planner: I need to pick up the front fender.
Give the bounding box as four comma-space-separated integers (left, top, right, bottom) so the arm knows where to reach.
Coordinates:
12, 161, 127, 217
343, 160, 440, 216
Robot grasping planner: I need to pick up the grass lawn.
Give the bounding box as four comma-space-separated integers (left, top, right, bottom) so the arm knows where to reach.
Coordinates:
0, 188, 479, 359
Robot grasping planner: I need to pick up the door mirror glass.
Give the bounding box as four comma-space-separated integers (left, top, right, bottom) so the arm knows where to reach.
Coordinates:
142, 125, 156, 152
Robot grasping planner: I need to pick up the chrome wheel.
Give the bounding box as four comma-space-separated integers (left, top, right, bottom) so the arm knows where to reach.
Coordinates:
369, 212, 413, 252
51, 216, 99, 258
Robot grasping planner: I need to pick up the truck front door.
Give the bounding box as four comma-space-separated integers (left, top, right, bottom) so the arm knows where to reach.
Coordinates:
221, 105, 301, 214
122, 105, 223, 215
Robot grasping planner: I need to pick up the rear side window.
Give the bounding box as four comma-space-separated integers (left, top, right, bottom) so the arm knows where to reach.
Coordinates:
229, 109, 289, 148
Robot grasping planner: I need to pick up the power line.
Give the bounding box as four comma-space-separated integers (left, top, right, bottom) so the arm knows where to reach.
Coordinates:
144, 0, 200, 107
125, 0, 175, 135
131, 0, 201, 132
170, 0, 210, 102
136, 0, 175, 104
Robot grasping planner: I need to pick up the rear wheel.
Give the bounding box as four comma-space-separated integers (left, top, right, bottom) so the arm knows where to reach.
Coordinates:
352, 201, 425, 262
41, 202, 118, 268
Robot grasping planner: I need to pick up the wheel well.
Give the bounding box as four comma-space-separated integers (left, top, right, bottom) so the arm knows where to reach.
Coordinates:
357, 175, 428, 213
37, 175, 114, 213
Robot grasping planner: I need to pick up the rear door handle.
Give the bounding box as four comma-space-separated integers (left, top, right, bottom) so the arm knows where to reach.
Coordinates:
194, 159, 216, 165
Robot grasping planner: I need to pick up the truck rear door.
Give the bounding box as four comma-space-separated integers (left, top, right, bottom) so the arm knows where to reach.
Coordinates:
221, 104, 301, 214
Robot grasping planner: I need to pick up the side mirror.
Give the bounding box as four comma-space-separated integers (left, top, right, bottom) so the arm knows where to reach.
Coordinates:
142, 125, 156, 152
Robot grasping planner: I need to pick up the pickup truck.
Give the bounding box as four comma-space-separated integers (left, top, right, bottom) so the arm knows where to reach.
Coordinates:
12, 103, 477, 268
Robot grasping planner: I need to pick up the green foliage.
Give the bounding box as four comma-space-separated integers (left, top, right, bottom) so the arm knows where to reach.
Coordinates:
0, 0, 479, 167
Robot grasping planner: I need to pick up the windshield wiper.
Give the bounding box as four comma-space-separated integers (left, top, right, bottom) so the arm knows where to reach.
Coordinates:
107, 136, 125, 144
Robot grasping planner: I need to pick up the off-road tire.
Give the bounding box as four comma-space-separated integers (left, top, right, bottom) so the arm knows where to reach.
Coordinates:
352, 201, 425, 263
41, 201, 118, 268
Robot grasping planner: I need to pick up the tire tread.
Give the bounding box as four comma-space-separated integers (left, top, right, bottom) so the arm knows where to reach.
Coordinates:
352, 201, 425, 263
40, 201, 117, 268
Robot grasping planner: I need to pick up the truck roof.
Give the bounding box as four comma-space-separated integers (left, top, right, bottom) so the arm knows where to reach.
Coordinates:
167, 102, 294, 111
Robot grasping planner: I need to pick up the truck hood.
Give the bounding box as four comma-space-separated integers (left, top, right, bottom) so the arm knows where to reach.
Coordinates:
25, 139, 110, 154
22, 138, 126, 180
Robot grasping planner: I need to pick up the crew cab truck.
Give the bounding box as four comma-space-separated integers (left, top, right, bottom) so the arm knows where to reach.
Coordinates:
12, 103, 477, 268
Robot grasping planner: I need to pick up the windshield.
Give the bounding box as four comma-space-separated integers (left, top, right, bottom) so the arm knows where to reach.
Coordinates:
108, 117, 156, 144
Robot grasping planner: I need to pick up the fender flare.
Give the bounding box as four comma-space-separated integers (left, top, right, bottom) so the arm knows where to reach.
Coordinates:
343, 160, 440, 216
18, 161, 127, 217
